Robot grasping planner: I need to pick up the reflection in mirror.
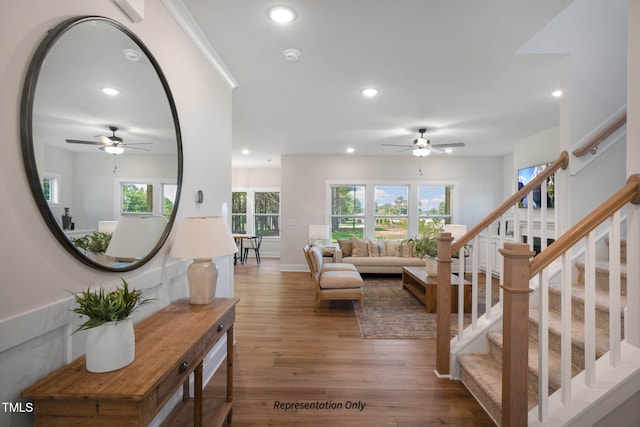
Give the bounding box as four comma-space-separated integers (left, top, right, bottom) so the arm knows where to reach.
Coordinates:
21, 16, 182, 271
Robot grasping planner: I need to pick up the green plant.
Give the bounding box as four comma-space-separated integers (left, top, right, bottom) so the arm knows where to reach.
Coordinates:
71, 277, 152, 332
71, 231, 112, 254
405, 220, 445, 259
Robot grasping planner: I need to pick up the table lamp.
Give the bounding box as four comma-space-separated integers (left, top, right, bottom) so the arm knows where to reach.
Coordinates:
105, 216, 167, 260
444, 224, 467, 242
308, 224, 330, 245
170, 216, 238, 304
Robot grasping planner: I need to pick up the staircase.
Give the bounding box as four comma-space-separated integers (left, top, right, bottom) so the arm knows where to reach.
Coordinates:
457, 240, 627, 425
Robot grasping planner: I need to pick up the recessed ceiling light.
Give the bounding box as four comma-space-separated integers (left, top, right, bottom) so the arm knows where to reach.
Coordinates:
346, 147, 355, 154
122, 48, 142, 62
268, 6, 296, 24
361, 88, 379, 97
242, 149, 250, 155
101, 87, 120, 96
283, 48, 301, 62
551, 89, 563, 97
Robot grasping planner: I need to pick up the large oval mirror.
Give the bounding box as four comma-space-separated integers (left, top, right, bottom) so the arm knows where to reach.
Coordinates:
21, 16, 182, 272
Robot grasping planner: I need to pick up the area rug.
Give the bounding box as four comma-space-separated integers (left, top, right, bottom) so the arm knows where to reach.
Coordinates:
352, 276, 472, 339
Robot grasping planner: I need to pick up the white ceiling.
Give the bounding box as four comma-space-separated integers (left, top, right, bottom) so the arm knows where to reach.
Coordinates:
180, 0, 575, 167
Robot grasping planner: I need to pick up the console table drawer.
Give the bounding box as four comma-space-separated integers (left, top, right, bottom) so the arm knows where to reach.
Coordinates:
156, 340, 204, 407
204, 308, 235, 350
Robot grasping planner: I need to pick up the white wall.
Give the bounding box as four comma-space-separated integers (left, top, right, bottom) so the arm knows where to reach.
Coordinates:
0, 2, 232, 426
279, 154, 503, 270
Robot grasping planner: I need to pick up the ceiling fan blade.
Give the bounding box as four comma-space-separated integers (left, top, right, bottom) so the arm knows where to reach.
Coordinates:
122, 142, 153, 146
382, 143, 414, 148
125, 146, 151, 152
66, 139, 103, 145
431, 142, 465, 148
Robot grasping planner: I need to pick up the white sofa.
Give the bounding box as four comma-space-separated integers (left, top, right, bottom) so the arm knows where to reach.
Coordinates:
333, 236, 459, 274
333, 237, 423, 274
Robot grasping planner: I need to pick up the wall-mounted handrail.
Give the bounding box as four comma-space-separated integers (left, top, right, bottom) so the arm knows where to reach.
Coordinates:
530, 174, 640, 276
451, 151, 569, 254
572, 111, 627, 158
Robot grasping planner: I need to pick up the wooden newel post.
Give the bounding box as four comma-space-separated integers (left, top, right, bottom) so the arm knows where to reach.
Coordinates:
500, 242, 534, 427
435, 232, 453, 377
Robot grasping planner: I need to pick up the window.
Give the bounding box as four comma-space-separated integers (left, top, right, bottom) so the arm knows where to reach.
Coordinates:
254, 191, 280, 237
232, 189, 280, 237
42, 174, 60, 205
374, 185, 409, 239
163, 184, 178, 219
330, 185, 365, 241
418, 185, 452, 235
232, 192, 248, 234
116, 179, 177, 218
327, 182, 457, 241
121, 183, 153, 214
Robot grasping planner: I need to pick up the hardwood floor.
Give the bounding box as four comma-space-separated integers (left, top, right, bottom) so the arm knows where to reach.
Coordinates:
204, 258, 495, 426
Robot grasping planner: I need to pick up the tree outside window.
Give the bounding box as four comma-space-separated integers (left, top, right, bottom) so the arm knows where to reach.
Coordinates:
232, 192, 248, 234
330, 185, 365, 241
163, 184, 177, 220
121, 183, 153, 214
255, 191, 279, 237
374, 185, 409, 239
418, 185, 452, 235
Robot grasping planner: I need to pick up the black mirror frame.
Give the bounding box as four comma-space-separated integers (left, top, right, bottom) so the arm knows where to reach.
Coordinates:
20, 15, 183, 272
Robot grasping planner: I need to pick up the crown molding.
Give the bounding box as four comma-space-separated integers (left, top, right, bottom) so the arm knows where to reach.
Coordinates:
161, 0, 238, 89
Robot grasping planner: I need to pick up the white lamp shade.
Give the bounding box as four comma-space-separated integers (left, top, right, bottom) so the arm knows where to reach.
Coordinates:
171, 216, 238, 260
98, 221, 118, 234
444, 224, 467, 241
105, 216, 167, 258
308, 224, 330, 240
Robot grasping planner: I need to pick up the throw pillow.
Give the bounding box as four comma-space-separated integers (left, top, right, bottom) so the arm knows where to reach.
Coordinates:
350, 236, 369, 257
337, 239, 353, 257
385, 239, 401, 257
368, 239, 386, 257
400, 241, 415, 258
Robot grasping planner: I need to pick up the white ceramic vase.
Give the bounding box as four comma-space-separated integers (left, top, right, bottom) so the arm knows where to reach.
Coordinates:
85, 318, 135, 373
426, 256, 438, 277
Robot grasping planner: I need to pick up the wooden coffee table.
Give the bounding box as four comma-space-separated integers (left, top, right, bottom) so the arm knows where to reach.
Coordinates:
402, 266, 472, 313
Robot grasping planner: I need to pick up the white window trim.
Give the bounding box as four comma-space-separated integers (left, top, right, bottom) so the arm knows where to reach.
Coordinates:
114, 177, 177, 218
232, 187, 281, 239
326, 179, 460, 238
42, 172, 61, 207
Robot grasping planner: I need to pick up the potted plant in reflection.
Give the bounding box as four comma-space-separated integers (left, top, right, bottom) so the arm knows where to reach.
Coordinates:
71, 277, 152, 373
71, 231, 112, 263
405, 220, 445, 276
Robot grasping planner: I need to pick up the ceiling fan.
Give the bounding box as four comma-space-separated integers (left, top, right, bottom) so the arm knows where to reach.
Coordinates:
383, 128, 465, 157
65, 126, 151, 154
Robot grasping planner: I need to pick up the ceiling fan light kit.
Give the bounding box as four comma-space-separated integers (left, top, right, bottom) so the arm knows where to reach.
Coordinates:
101, 145, 125, 155
66, 125, 152, 154
382, 127, 465, 155
412, 147, 430, 157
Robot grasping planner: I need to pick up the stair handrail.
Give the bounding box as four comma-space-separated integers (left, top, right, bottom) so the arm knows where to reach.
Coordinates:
451, 151, 569, 255
501, 173, 640, 426
434, 150, 569, 378
530, 173, 640, 276
572, 110, 627, 158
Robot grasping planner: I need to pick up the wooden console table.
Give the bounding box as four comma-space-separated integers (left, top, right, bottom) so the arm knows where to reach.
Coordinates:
402, 266, 471, 313
22, 298, 238, 427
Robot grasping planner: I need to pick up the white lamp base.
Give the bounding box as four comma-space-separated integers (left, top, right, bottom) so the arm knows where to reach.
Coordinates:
188, 258, 218, 304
